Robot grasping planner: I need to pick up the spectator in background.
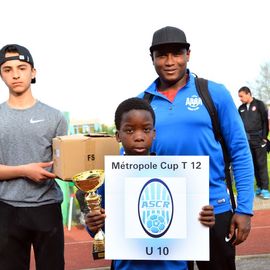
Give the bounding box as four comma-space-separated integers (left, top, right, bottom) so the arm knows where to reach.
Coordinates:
238, 86, 270, 199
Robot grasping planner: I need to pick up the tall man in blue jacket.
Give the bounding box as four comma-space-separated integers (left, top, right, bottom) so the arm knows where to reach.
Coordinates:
138, 26, 254, 270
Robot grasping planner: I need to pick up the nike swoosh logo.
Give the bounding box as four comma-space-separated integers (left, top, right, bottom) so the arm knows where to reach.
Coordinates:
30, 118, 45, 124
225, 236, 230, 242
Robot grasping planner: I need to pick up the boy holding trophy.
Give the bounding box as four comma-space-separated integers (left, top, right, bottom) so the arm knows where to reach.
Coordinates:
85, 97, 215, 270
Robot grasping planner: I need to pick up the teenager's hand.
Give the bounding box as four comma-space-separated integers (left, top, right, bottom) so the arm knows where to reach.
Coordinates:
85, 209, 106, 233
199, 205, 215, 227
229, 213, 251, 246
20, 161, 56, 182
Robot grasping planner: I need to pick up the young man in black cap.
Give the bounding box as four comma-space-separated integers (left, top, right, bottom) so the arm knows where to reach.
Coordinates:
137, 26, 254, 270
0, 44, 67, 270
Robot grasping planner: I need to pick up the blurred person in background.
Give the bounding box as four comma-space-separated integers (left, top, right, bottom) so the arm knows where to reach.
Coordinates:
238, 86, 270, 199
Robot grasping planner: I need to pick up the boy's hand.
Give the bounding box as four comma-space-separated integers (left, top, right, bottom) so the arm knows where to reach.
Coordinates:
21, 161, 56, 182
85, 208, 106, 233
199, 205, 215, 227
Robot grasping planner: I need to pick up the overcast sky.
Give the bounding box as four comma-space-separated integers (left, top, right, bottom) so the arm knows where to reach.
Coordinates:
1, 0, 270, 125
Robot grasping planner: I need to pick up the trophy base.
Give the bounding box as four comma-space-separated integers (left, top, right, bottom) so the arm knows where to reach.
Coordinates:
92, 241, 105, 260
92, 250, 105, 260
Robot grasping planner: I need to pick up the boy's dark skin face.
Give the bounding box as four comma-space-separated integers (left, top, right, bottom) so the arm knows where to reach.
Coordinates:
116, 109, 156, 155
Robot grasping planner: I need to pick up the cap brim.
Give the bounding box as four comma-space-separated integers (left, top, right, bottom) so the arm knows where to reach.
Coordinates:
150, 42, 190, 52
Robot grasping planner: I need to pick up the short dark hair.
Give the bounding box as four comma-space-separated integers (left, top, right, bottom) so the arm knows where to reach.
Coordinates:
238, 86, 252, 95
114, 97, 155, 130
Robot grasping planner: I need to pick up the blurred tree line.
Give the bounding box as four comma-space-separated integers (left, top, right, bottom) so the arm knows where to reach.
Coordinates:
251, 62, 270, 104
100, 124, 116, 135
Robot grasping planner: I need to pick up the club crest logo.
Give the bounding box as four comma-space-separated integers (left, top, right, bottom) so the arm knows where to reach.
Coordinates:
185, 95, 203, 111
138, 178, 174, 238
252, 106, 257, 111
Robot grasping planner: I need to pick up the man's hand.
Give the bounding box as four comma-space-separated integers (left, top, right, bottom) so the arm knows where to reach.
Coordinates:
229, 213, 251, 246
21, 161, 56, 182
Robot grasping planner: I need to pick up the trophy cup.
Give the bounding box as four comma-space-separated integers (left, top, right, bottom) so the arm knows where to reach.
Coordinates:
72, 169, 105, 260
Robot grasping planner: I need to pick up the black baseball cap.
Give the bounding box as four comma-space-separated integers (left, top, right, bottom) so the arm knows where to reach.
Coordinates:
0, 44, 36, 83
150, 26, 190, 53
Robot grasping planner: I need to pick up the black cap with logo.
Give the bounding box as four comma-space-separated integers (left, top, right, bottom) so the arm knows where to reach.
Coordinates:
0, 44, 36, 83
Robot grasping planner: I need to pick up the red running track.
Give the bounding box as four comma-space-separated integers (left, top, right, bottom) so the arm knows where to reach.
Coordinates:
236, 208, 270, 256
30, 209, 270, 270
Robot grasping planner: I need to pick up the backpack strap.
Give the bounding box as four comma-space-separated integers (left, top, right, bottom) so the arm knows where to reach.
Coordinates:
195, 77, 236, 211
195, 78, 222, 141
143, 92, 154, 103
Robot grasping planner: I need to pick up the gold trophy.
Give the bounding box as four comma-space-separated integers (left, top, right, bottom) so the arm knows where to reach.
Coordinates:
72, 169, 105, 260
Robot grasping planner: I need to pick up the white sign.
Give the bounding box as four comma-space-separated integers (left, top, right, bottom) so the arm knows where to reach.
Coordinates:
105, 155, 209, 261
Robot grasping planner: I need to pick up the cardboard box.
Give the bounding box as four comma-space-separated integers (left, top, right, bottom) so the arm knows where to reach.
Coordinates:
53, 134, 119, 180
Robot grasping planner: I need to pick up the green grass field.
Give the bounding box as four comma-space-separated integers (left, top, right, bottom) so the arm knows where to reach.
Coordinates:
231, 153, 270, 195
